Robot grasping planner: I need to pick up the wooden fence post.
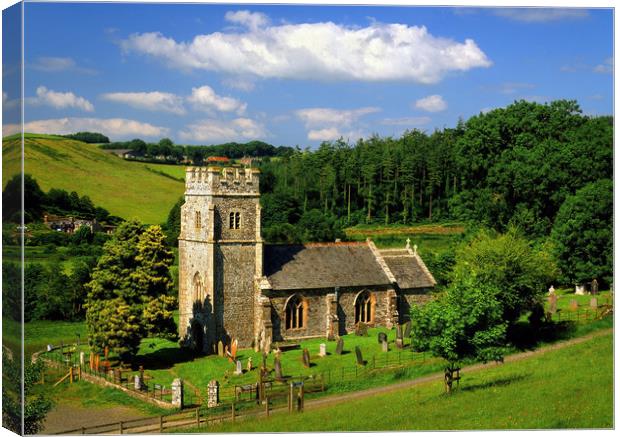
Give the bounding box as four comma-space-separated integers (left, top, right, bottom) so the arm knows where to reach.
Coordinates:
196, 407, 200, 426
159, 416, 163, 432
231, 402, 235, 422
119, 421, 123, 434
265, 397, 269, 417
81, 427, 85, 434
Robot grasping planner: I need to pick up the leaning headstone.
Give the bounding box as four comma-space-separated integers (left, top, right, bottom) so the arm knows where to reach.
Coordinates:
404, 321, 412, 338
217, 340, 224, 357
382, 340, 389, 353
569, 299, 579, 311
395, 338, 404, 349
335, 338, 344, 355
231, 339, 238, 360
247, 357, 253, 371
319, 343, 327, 357
234, 360, 243, 375
274, 357, 283, 380
575, 284, 586, 295
207, 380, 219, 408
548, 293, 558, 314
355, 322, 368, 336
134, 374, 143, 390
355, 346, 364, 366
396, 324, 403, 340
590, 297, 598, 310
171, 378, 184, 408
79, 351, 85, 367
591, 279, 599, 295
378, 332, 388, 344
302, 348, 311, 368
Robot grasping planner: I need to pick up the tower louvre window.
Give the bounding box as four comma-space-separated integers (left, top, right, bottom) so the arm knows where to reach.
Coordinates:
235, 212, 241, 229
195, 211, 201, 229
229, 211, 241, 229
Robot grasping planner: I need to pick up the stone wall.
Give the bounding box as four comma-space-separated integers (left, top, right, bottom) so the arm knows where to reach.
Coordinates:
398, 288, 433, 323
214, 198, 258, 241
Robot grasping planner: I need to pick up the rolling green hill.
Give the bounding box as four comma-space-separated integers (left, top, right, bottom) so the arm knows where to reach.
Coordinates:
2, 134, 185, 224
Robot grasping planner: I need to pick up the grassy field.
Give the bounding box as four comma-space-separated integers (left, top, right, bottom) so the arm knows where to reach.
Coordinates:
345, 222, 465, 254
183, 331, 614, 431
2, 134, 184, 224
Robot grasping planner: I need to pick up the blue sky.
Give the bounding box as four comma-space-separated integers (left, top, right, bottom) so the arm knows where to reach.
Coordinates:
2, 2, 614, 147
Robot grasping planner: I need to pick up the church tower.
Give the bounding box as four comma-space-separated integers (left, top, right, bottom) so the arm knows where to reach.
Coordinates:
178, 166, 263, 352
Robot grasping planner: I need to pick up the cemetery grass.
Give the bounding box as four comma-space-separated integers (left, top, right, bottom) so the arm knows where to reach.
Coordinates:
2, 133, 184, 224
183, 331, 613, 431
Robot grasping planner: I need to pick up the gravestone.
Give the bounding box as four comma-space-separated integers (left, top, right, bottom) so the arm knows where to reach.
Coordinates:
355, 322, 368, 336
247, 357, 253, 371
355, 346, 364, 366
171, 378, 184, 408
207, 380, 219, 408
234, 360, 243, 375
79, 351, 85, 367
590, 297, 598, 309
378, 332, 388, 344
396, 324, 403, 340
319, 343, 327, 357
548, 285, 556, 295
382, 340, 389, 353
47, 344, 53, 352
569, 299, 579, 311
335, 338, 344, 355
134, 374, 143, 390
217, 341, 224, 357
274, 357, 283, 380
395, 338, 404, 349
231, 339, 238, 360
404, 321, 412, 338
575, 284, 586, 295
591, 279, 599, 295
548, 293, 558, 314
261, 352, 267, 371
302, 348, 311, 368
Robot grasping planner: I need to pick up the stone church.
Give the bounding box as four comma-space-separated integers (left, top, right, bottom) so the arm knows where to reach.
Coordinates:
178, 166, 436, 353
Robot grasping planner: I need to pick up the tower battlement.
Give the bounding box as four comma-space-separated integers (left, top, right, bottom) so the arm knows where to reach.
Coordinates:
185, 166, 260, 196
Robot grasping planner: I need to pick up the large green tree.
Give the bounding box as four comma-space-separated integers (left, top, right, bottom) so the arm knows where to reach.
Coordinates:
452, 228, 558, 324
85, 220, 176, 361
551, 179, 613, 286
411, 275, 507, 394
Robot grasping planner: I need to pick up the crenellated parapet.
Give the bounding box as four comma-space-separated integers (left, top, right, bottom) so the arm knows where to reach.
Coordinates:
185, 166, 260, 196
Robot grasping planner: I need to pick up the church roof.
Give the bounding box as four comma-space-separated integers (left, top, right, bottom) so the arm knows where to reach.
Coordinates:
263, 241, 436, 291
380, 250, 437, 289
264, 242, 392, 290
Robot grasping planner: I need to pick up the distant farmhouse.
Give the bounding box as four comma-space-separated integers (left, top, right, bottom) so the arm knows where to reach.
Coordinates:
178, 167, 436, 353
43, 213, 103, 234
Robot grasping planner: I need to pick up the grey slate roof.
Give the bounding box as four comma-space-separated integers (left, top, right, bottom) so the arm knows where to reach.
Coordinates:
264, 242, 392, 290
381, 253, 436, 289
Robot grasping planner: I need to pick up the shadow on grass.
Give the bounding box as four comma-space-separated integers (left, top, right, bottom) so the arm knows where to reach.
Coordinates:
135, 346, 196, 370
460, 374, 530, 393
508, 320, 577, 351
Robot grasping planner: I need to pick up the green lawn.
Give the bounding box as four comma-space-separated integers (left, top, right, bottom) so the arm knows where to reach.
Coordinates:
184, 331, 614, 431
2, 134, 184, 224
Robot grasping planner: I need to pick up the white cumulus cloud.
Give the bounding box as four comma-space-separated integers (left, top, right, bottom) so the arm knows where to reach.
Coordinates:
224, 10, 270, 30
120, 14, 491, 84
102, 91, 186, 115
30, 56, 97, 74
13, 117, 168, 139
594, 57, 613, 74
187, 85, 247, 115
179, 118, 266, 143
29, 86, 94, 112
414, 95, 447, 112
296, 107, 380, 128
494, 8, 589, 22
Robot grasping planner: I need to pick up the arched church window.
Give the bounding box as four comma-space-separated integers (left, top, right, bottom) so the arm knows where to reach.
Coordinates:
229, 211, 241, 229
193, 272, 203, 302
285, 295, 306, 330
355, 291, 374, 324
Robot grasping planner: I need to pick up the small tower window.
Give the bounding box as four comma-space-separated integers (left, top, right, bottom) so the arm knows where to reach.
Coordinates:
229, 211, 241, 229
285, 295, 305, 330
195, 211, 201, 229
